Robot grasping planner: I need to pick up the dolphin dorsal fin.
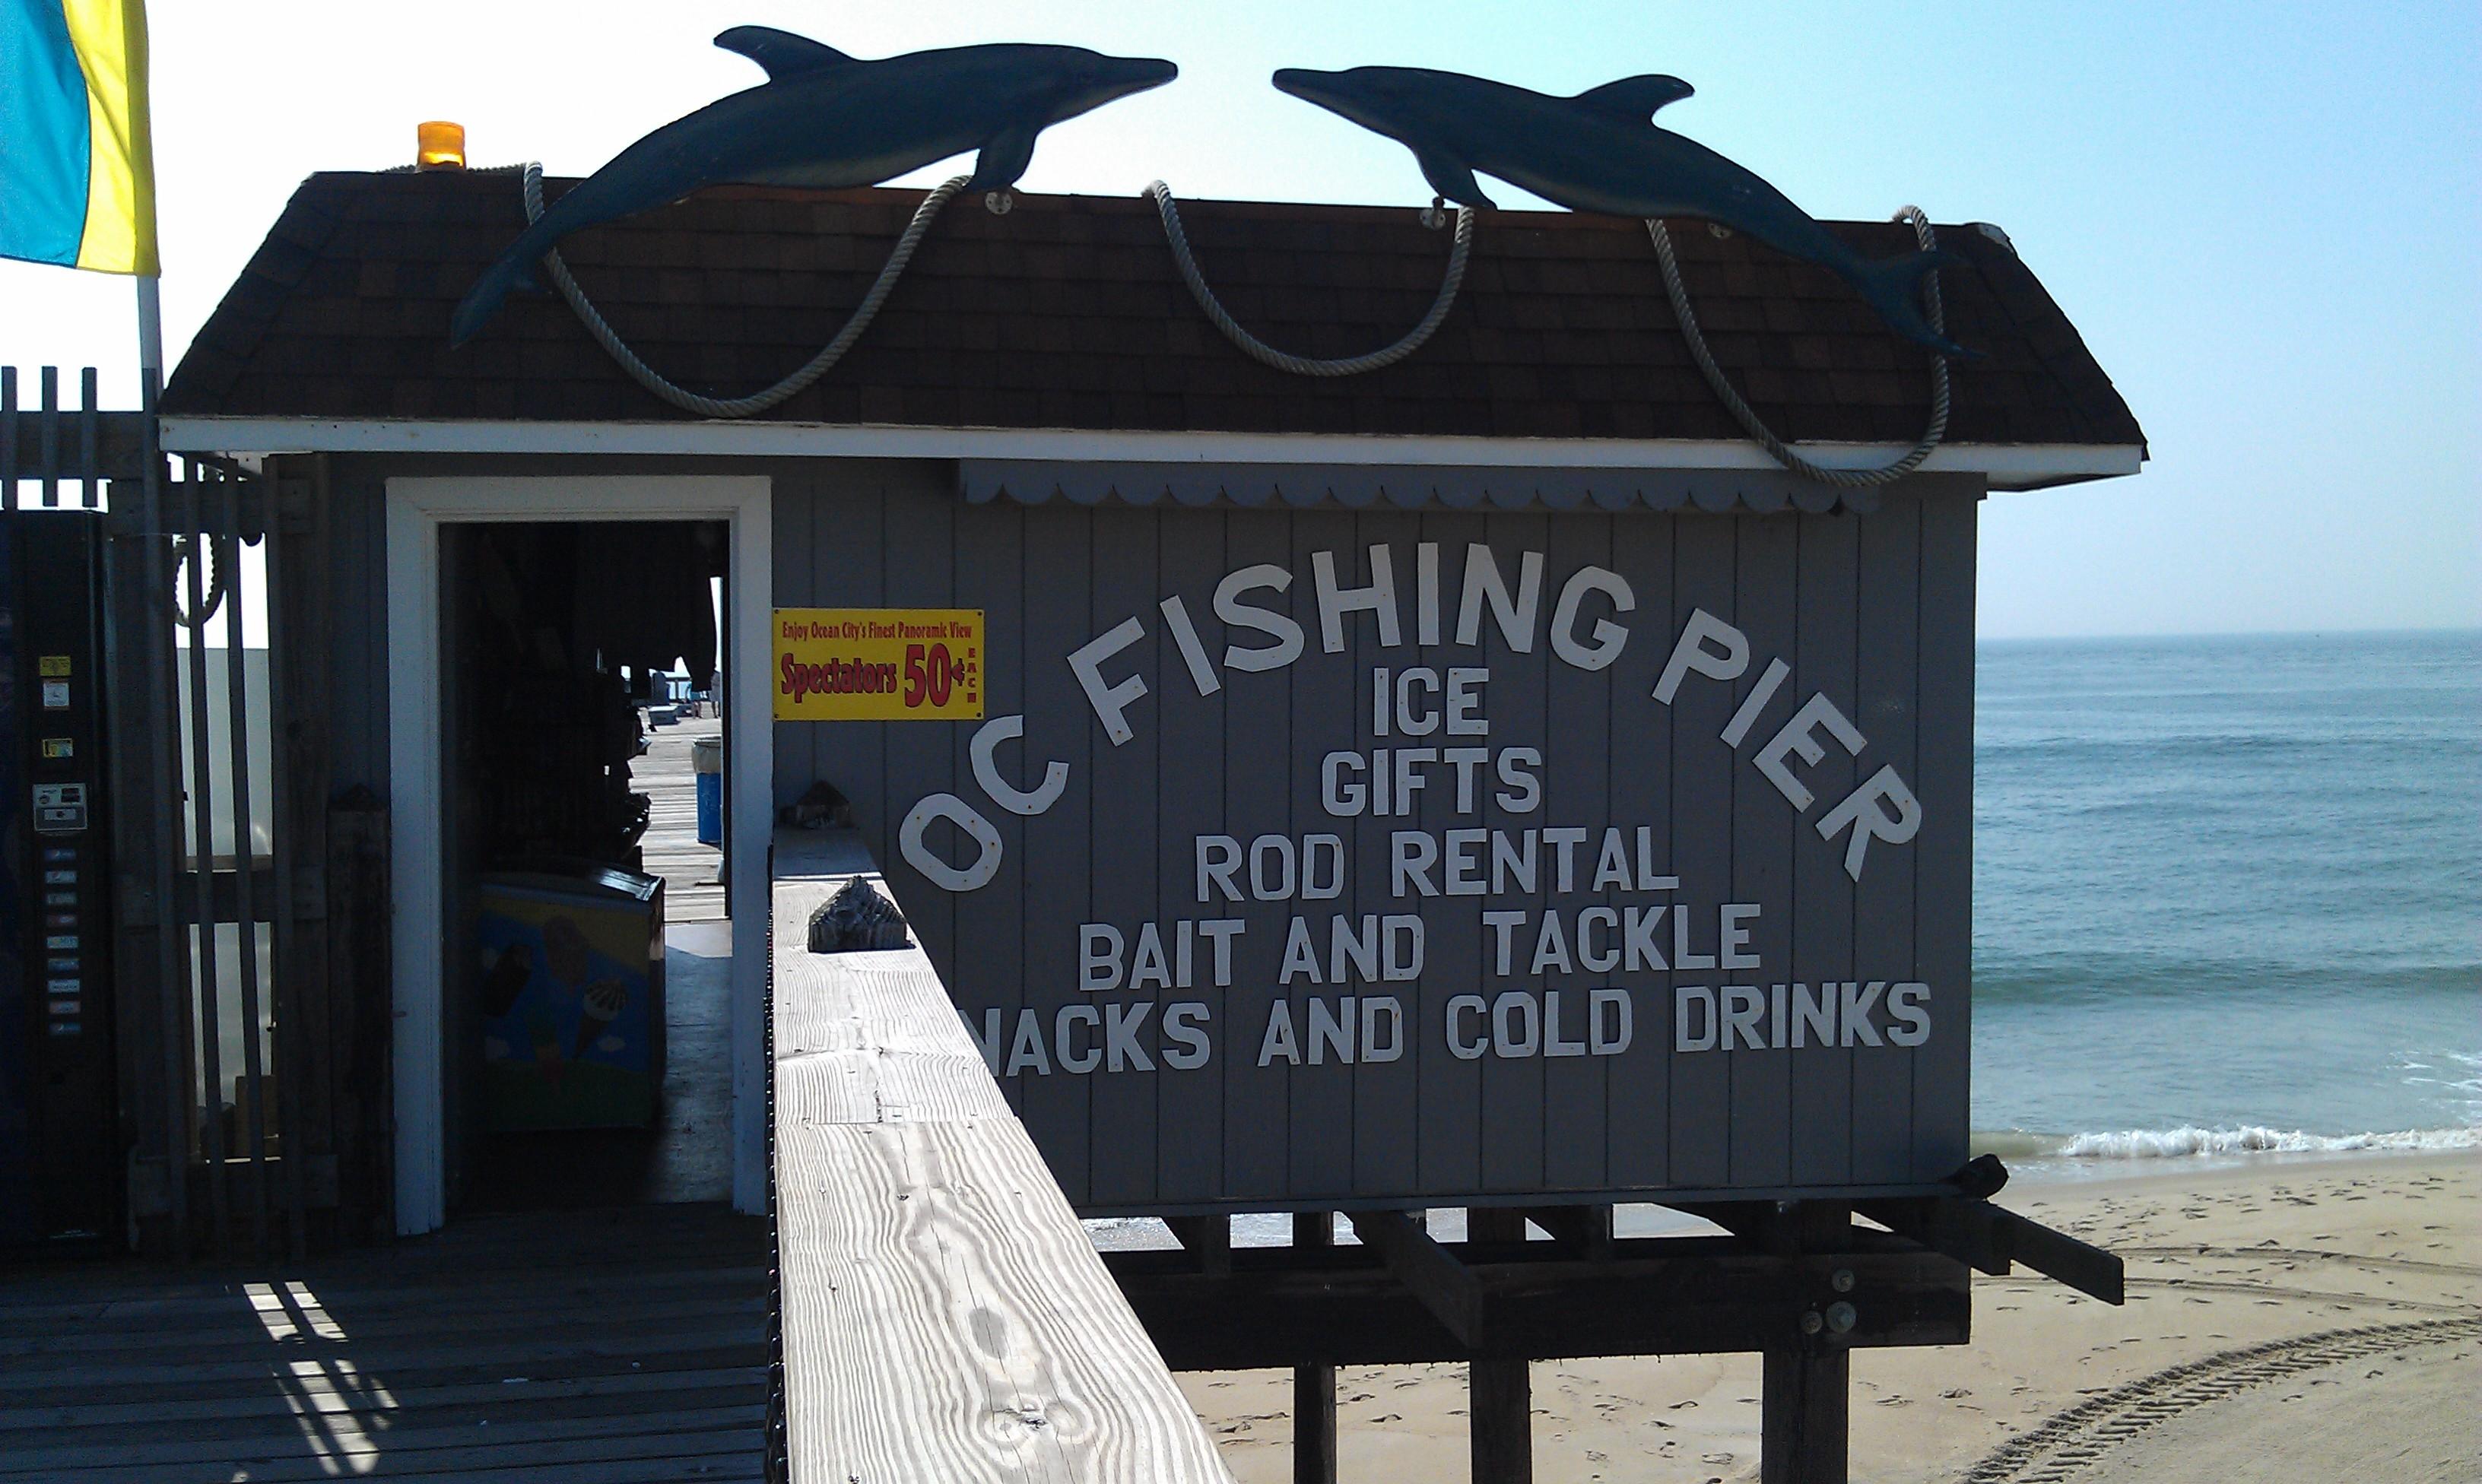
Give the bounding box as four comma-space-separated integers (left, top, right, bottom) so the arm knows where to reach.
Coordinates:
1573, 75, 1694, 121
713, 27, 855, 79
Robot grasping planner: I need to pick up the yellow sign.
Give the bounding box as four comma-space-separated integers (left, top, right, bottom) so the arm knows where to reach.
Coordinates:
773, 608, 984, 721
39, 655, 71, 677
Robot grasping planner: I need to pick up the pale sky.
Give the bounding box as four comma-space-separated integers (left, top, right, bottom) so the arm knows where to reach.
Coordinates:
3, 0, 2474, 639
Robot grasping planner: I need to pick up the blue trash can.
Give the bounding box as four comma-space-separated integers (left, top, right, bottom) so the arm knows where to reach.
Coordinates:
693, 737, 723, 845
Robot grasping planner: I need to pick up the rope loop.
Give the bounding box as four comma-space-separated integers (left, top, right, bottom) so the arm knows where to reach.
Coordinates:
1147, 180, 1472, 377
170, 534, 225, 629
519, 162, 966, 419
1647, 208, 1951, 487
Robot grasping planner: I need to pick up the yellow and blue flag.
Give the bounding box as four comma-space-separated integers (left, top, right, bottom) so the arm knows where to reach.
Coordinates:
1, 0, 157, 274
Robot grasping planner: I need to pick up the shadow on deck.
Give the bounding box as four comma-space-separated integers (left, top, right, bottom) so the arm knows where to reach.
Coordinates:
0, 1203, 767, 1482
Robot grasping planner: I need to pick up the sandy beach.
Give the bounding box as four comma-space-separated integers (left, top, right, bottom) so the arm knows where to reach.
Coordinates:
1178, 1153, 2480, 1482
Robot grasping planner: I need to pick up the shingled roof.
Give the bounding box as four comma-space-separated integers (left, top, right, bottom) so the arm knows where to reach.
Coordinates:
164, 170, 2143, 480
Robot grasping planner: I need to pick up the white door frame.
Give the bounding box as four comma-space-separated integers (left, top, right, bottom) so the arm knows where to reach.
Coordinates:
385, 475, 773, 1233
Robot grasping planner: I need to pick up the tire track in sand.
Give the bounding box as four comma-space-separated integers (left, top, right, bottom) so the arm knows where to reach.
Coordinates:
2115, 1245, 2482, 1279
1958, 1315, 2482, 1484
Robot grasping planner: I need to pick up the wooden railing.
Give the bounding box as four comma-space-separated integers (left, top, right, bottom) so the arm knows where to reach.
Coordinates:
769, 830, 1232, 1483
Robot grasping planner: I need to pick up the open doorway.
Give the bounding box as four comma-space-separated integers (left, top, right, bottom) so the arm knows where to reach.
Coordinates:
386, 474, 771, 1236
438, 520, 732, 1213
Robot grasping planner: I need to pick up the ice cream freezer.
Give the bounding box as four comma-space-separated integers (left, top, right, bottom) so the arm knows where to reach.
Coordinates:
474, 866, 665, 1131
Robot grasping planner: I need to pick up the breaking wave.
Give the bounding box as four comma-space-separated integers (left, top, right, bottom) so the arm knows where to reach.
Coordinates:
1980, 1124, 2482, 1162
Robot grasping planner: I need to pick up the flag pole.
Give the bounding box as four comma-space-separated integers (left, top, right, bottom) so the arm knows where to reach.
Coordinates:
136, 274, 164, 387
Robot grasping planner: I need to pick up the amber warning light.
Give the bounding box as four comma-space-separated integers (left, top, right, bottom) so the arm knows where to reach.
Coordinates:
417, 121, 466, 170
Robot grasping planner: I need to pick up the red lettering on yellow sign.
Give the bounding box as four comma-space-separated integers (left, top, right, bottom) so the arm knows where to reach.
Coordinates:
773, 609, 984, 721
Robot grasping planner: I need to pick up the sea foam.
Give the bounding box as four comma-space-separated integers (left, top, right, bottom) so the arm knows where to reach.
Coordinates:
2047, 1124, 2482, 1159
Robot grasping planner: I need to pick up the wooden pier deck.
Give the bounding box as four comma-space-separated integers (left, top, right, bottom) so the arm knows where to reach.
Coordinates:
638, 712, 726, 923
0, 1203, 767, 1482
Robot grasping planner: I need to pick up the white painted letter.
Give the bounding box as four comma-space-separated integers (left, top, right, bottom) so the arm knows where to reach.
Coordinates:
970, 715, 1068, 817
1068, 617, 1149, 747
1163, 1003, 1212, 1068
1312, 545, 1402, 654
1159, 595, 1222, 696
1550, 565, 1633, 671
1652, 607, 1749, 704
1674, 987, 1716, 1051
1456, 545, 1544, 651
1081, 924, 1125, 992
899, 793, 1002, 892
1755, 691, 1867, 810
1817, 766, 1923, 880
1215, 563, 1304, 672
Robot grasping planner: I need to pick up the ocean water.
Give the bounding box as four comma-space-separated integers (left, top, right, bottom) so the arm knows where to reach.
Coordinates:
1973, 628, 2481, 1170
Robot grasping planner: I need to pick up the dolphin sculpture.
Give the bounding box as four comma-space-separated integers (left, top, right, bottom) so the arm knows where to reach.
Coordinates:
449, 30, 1178, 345
1271, 66, 1972, 357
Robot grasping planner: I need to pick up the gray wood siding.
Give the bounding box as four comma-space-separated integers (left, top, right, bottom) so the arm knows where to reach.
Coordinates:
300, 455, 1978, 1216
771, 473, 1982, 1211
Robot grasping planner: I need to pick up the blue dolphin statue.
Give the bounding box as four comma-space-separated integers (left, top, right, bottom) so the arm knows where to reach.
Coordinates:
449, 30, 1178, 345
1272, 65, 1973, 358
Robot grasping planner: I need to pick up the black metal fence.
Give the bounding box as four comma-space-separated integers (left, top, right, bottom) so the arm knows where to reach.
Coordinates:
6, 363, 336, 1260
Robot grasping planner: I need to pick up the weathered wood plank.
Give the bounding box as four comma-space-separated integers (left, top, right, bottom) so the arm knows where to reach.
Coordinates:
1090, 506, 1163, 1207
1477, 512, 1550, 1196
775, 1118, 1229, 1482
1286, 510, 1357, 1200
772, 838, 1233, 1484
1412, 509, 1486, 1194
1017, 506, 1097, 1205
0, 1403, 760, 1476
951, 498, 1030, 1118
1789, 510, 1860, 1188
1910, 487, 1978, 1181
0, 1383, 765, 1461
1850, 494, 1922, 1184
1109, 1243, 1968, 1369
1154, 510, 1228, 1201
1727, 515, 1797, 1188
1604, 513, 1674, 1190
1666, 515, 1736, 1187
0, 1198, 766, 1482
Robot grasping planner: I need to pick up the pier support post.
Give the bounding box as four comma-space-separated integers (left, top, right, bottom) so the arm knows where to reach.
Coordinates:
1466, 1208, 1531, 1484
1760, 1202, 1850, 1484
1292, 1212, 1338, 1484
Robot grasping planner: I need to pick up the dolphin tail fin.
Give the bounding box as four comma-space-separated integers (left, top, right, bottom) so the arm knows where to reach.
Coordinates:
448, 253, 544, 347
1852, 249, 1983, 360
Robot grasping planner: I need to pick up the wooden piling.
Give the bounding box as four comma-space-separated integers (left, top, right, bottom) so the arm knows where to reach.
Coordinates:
1466, 1208, 1531, 1484
1760, 1201, 1852, 1484
1293, 1211, 1338, 1484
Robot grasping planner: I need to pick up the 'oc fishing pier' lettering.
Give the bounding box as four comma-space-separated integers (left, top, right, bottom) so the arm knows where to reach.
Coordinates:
790, 504, 1979, 1212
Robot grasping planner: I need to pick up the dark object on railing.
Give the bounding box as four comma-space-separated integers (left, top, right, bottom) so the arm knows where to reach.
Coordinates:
807, 876, 909, 953
779, 778, 852, 830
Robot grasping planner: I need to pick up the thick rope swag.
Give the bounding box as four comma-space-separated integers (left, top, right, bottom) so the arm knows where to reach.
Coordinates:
1647, 208, 1952, 487
519, 161, 966, 419
489, 160, 1949, 478
1146, 179, 1473, 377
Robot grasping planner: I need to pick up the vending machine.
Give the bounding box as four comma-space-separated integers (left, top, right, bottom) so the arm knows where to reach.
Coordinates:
0, 509, 118, 1245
